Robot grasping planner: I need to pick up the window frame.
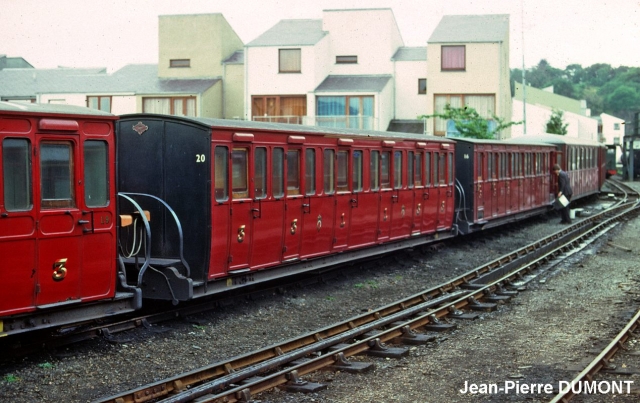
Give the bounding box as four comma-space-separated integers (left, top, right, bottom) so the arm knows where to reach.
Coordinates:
336, 55, 358, 64
39, 140, 76, 209
418, 78, 427, 95
169, 59, 191, 68
3, 137, 32, 211
441, 45, 466, 71
83, 140, 109, 207
279, 48, 302, 73
86, 96, 112, 113
142, 96, 197, 117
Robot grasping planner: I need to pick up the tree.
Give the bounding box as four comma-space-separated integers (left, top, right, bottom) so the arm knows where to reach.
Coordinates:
419, 104, 522, 139
545, 109, 568, 135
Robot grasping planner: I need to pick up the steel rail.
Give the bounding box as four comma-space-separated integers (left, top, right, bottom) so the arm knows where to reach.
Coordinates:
95, 200, 640, 403
549, 308, 640, 403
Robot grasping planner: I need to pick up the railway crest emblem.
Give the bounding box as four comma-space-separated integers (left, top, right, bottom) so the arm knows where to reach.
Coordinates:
132, 122, 149, 135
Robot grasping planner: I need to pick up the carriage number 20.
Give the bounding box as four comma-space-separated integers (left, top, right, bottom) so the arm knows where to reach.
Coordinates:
196, 154, 206, 163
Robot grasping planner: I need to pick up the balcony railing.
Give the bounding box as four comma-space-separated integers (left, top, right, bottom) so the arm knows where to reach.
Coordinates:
252, 115, 379, 130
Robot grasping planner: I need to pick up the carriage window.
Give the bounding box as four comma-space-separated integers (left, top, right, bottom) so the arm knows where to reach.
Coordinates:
273, 148, 284, 197
503, 154, 508, 178
487, 153, 494, 179
415, 152, 423, 187
370, 150, 380, 190
509, 153, 514, 178
323, 149, 335, 194
448, 153, 454, 185
232, 148, 249, 199
477, 153, 483, 180
3, 138, 32, 211
557, 153, 562, 169
214, 146, 228, 202
439, 153, 446, 184
255, 147, 267, 199
394, 151, 402, 189
40, 141, 75, 208
381, 151, 391, 189
287, 150, 300, 195
425, 152, 431, 186
352, 150, 363, 192
84, 140, 108, 207
305, 149, 315, 196
337, 150, 349, 192
433, 153, 438, 185
408, 151, 414, 189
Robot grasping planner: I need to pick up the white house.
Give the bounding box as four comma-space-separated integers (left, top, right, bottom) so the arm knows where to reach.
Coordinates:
245, 8, 427, 132
511, 83, 599, 141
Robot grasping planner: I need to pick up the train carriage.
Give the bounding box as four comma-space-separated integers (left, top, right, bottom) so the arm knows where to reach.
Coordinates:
454, 138, 556, 234
0, 102, 120, 318
510, 134, 606, 201
115, 115, 457, 303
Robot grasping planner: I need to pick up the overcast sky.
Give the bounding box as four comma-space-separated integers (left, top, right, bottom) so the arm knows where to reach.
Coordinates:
2, 0, 639, 73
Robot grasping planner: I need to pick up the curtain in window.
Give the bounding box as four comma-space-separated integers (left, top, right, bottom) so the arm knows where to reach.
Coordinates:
281, 97, 306, 123
143, 98, 170, 114
442, 46, 465, 70
465, 95, 495, 118
186, 98, 196, 116
435, 95, 461, 133
279, 49, 301, 73
317, 96, 346, 128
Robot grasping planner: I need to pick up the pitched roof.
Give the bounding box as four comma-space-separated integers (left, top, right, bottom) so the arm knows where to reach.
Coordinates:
428, 14, 509, 43
315, 75, 392, 93
391, 47, 427, 61
0, 67, 108, 98
0, 64, 218, 98
0, 100, 115, 117
0, 56, 34, 70
247, 19, 326, 47
222, 50, 244, 64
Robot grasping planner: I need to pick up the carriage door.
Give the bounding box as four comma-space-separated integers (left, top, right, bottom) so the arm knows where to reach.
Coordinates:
283, 148, 303, 261
228, 147, 252, 271
377, 150, 393, 241
436, 152, 448, 229
35, 136, 82, 306
333, 149, 351, 250
421, 151, 437, 233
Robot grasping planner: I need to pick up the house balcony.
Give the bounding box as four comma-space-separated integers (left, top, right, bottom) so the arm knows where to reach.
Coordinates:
253, 115, 379, 131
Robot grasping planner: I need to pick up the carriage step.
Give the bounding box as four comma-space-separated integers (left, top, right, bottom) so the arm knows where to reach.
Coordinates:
122, 257, 182, 268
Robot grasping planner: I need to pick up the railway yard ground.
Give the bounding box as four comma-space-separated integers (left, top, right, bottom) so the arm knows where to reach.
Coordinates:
2, 181, 640, 403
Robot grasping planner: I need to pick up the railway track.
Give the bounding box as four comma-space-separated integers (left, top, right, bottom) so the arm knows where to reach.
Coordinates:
549, 307, 640, 402
94, 199, 640, 403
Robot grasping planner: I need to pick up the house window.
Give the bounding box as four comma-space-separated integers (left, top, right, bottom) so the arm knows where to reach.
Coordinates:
336, 55, 357, 64
87, 96, 112, 113
251, 96, 307, 124
614, 123, 620, 130
418, 79, 427, 95
143, 97, 196, 117
316, 96, 374, 130
433, 94, 495, 135
170, 59, 190, 68
279, 49, 301, 73
441, 45, 465, 71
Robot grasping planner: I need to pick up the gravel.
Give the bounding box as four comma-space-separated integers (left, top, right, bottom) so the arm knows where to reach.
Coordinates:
1, 186, 639, 403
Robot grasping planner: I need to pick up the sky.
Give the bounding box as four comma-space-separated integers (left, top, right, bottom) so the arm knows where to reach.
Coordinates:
1, 0, 639, 73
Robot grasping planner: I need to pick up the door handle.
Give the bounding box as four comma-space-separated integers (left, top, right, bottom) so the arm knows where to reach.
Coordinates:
78, 220, 90, 225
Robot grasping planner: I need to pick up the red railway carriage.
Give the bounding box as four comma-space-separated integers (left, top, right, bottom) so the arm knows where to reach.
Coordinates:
115, 115, 457, 302
510, 134, 606, 201
0, 102, 119, 319
454, 138, 556, 234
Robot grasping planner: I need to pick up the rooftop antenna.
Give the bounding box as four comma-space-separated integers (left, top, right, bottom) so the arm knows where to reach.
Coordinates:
521, 0, 527, 135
